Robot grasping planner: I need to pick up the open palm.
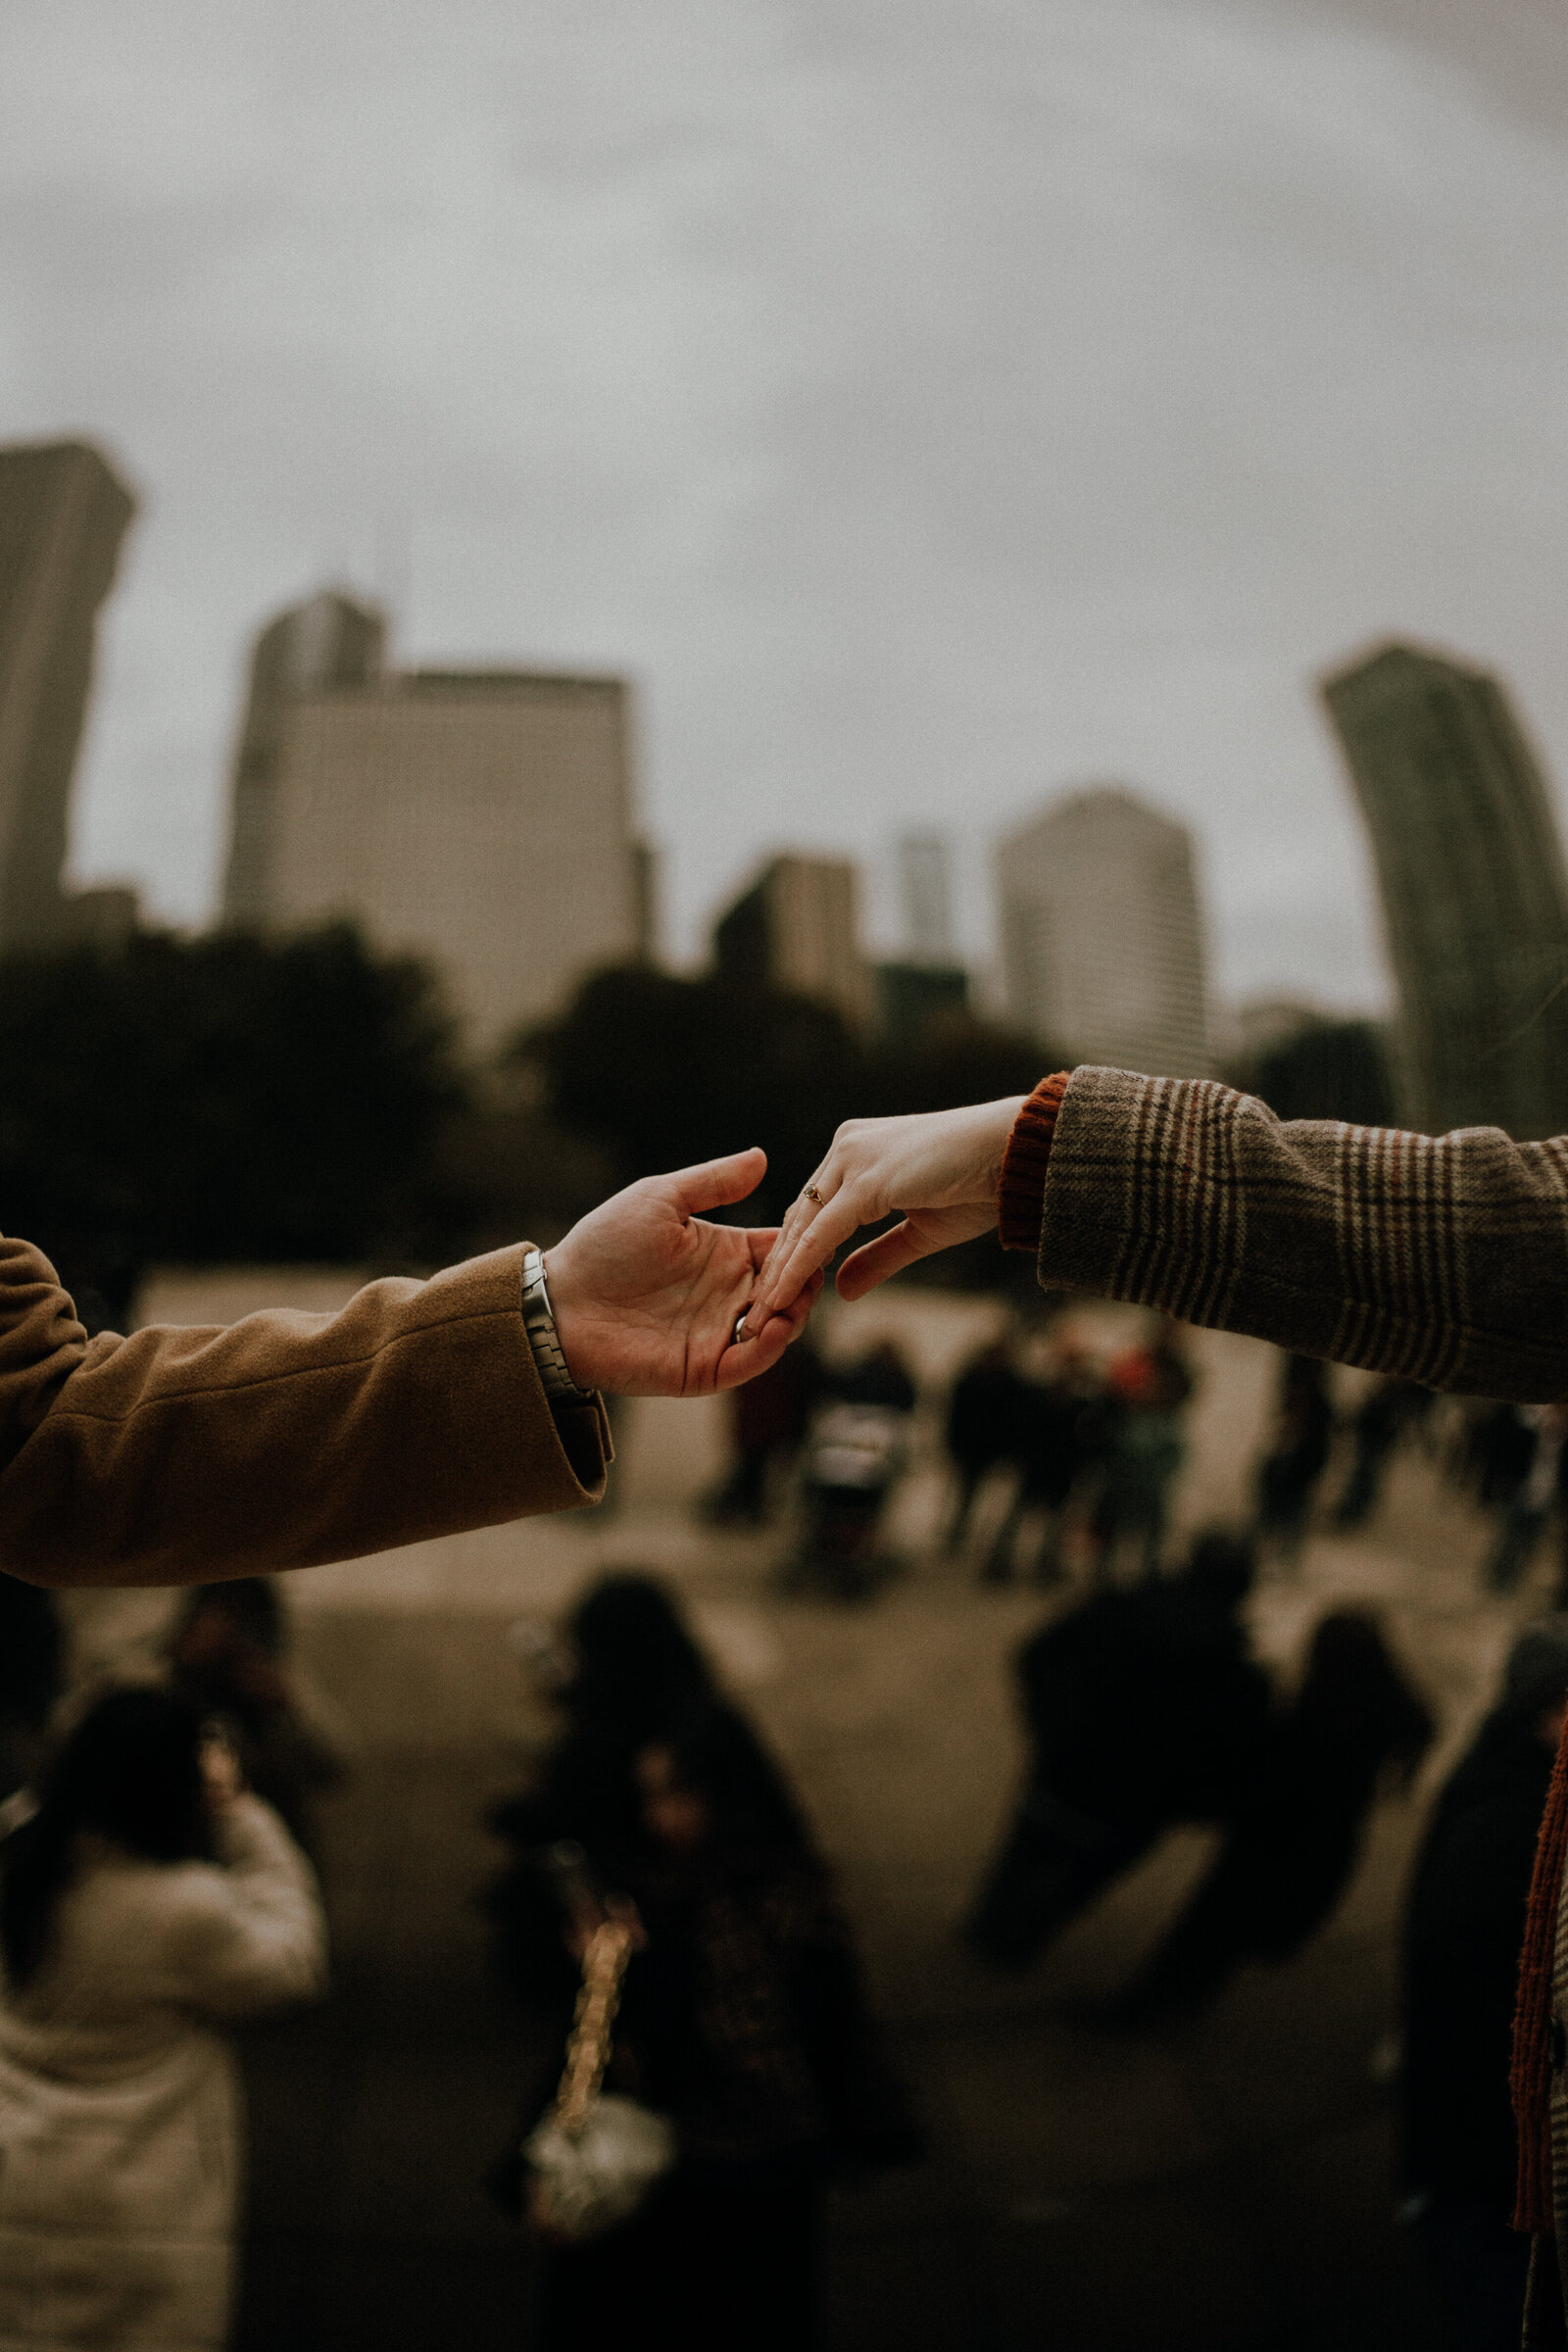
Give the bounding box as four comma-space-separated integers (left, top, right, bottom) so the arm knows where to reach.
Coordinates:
545, 1149, 819, 1396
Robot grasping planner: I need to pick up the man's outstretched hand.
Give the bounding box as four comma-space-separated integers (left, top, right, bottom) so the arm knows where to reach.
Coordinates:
544, 1148, 820, 1397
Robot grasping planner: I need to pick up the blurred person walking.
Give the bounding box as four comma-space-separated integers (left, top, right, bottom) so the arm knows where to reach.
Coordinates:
1401, 1618, 1568, 2352
943, 1336, 1026, 1555
1484, 1405, 1568, 1596
489, 1691, 918, 2348
966, 1533, 1272, 1966
1254, 1353, 1336, 1566
1117, 1608, 1434, 2024
167, 1578, 351, 1862
0, 1686, 325, 2349
790, 1343, 918, 1599
1086, 1329, 1194, 1583
705, 1337, 821, 1528
1332, 1378, 1431, 1530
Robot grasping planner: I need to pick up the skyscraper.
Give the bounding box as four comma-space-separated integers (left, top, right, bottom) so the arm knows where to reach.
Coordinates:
0, 440, 135, 950
996, 787, 1209, 1075
711, 854, 871, 1032
220, 591, 387, 930
250, 662, 644, 1050
1335, 644, 1568, 1138
1322, 641, 1568, 1139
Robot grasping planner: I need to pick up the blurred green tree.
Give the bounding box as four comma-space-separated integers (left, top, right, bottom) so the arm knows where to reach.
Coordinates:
0, 923, 463, 1315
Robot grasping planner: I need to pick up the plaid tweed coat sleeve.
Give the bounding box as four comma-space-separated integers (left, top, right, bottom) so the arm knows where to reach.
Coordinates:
1037, 1066, 1568, 1403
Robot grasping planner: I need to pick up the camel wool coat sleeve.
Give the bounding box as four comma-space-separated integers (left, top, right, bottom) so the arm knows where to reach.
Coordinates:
0, 1234, 611, 1589
1036, 1065, 1568, 1403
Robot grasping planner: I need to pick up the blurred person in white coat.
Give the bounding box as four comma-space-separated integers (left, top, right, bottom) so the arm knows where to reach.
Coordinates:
0, 1685, 325, 2350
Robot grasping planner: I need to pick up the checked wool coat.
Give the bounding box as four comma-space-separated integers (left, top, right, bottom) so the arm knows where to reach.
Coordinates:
1035, 1064, 1568, 2334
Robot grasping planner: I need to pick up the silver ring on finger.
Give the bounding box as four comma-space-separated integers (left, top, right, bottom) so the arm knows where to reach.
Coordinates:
732, 1313, 753, 1347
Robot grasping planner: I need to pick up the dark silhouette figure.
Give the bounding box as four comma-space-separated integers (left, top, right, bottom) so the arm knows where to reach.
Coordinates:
167, 1579, 349, 1860
966, 1533, 1272, 1967
485, 1572, 717, 1955
1255, 1353, 1336, 1563
487, 1680, 917, 2349
706, 1339, 821, 1527
1118, 1608, 1434, 2022
1332, 1379, 1430, 1529
0, 1576, 63, 1800
1401, 1618, 1568, 2352
981, 1373, 1089, 1589
943, 1339, 1026, 1555
1087, 1333, 1194, 1583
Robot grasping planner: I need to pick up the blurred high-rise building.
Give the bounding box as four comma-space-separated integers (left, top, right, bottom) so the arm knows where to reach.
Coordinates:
0, 439, 135, 950
224, 609, 648, 1048
221, 590, 387, 930
996, 787, 1209, 1075
1323, 641, 1568, 1139
876, 831, 968, 1052
898, 831, 955, 964
712, 854, 871, 1031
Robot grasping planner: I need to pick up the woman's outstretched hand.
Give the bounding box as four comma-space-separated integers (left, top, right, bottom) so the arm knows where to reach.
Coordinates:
745, 1097, 1028, 1330
545, 1148, 821, 1396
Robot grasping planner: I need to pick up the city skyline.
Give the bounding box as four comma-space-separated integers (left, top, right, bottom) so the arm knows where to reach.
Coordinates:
8, 2, 1568, 1013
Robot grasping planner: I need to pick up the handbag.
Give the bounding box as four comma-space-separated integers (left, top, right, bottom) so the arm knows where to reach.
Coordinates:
523, 1916, 676, 2241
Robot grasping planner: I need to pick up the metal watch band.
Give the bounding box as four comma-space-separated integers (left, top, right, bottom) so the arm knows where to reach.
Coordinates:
519, 1249, 595, 1407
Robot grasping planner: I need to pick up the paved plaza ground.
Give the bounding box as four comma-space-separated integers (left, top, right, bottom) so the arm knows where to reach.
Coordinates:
65, 1273, 1548, 2349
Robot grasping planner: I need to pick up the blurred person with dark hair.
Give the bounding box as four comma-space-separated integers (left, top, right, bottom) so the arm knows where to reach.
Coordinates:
0, 1148, 818, 1592
943, 1334, 1025, 1556
1086, 1327, 1194, 1583
0, 1575, 63, 1801
1332, 1377, 1431, 1531
705, 1333, 821, 1527
967, 1529, 1272, 1967
491, 1690, 918, 2348
484, 1572, 718, 1984
166, 1578, 350, 1861
0, 1686, 325, 2348
1401, 1619, 1568, 2352
979, 1348, 1092, 1589
1254, 1352, 1336, 1566
1118, 1608, 1434, 2024
1484, 1404, 1568, 1597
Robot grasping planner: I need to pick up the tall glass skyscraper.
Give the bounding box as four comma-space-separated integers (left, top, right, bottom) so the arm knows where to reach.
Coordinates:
0, 440, 135, 950
1322, 641, 1568, 1140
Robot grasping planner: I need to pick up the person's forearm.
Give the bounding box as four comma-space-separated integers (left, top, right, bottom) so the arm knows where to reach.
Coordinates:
1036, 1066, 1568, 1401
0, 1241, 609, 1589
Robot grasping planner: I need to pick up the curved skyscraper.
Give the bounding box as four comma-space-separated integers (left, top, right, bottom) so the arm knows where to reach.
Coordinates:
1322, 641, 1568, 1140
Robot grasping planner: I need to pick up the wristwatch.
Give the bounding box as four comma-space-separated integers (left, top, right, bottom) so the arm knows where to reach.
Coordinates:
520, 1249, 596, 1407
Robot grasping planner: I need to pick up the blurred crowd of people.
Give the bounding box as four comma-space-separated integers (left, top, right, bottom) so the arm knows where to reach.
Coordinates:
4, 1313, 1567, 2350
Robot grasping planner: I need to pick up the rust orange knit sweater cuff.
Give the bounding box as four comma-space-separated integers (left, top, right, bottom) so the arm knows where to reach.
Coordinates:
998, 1072, 1071, 1253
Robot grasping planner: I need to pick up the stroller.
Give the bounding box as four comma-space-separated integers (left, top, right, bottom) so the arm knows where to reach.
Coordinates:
786, 1398, 911, 1599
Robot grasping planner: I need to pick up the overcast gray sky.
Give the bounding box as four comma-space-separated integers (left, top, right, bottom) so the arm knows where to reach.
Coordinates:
4, 0, 1567, 1008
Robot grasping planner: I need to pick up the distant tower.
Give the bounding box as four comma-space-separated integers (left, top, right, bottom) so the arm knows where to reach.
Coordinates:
712, 854, 871, 1032
997, 787, 1209, 1075
898, 832, 954, 964
0, 440, 135, 950
221, 590, 386, 929
1322, 641, 1568, 1139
